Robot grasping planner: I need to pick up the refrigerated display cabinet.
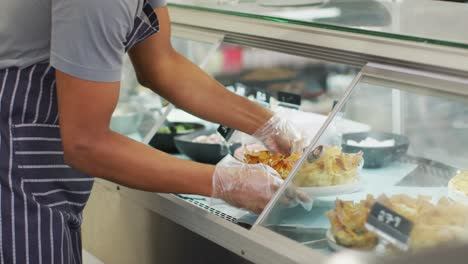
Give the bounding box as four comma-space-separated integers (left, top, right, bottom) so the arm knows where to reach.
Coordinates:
105, 1, 468, 263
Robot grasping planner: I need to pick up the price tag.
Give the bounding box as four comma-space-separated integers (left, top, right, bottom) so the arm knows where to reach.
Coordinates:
234, 83, 247, 96
217, 125, 235, 141
255, 90, 270, 104
365, 202, 413, 251
277, 92, 301, 109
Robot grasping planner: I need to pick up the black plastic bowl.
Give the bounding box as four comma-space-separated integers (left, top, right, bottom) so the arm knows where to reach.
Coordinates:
174, 129, 240, 164
149, 122, 205, 154
342, 132, 410, 169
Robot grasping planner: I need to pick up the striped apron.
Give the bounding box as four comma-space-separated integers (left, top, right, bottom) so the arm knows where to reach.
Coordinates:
0, 1, 159, 263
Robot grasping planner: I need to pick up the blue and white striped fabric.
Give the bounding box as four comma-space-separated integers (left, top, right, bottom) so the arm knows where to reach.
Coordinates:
0, 1, 159, 263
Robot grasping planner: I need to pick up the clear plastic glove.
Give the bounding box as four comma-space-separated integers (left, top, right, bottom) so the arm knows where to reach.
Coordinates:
212, 155, 311, 214
253, 108, 306, 156
212, 155, 283, 214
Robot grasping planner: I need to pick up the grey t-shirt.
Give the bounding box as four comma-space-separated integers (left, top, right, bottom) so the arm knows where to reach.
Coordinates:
0, 0, 166, 82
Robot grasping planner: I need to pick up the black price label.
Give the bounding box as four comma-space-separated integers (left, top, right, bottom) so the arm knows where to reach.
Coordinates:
217, 125, 235, 141
277, 92, 301, 109
365, 202, 413, 251
332, 100, 339, 111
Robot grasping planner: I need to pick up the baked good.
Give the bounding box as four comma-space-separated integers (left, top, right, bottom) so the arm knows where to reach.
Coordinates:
294, 146, 363, 187
449, 170, 468, 195
244, 150, 301, 179
326, 195, 378, 249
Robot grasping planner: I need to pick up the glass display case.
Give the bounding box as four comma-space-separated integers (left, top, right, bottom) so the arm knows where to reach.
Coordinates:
110, 2, 468, 264
161, 36, 360, 225
257, 62, 468, 258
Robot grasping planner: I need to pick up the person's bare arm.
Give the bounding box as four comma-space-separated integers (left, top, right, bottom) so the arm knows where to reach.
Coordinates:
56, 71, 214, 196
129, 7, 272, 135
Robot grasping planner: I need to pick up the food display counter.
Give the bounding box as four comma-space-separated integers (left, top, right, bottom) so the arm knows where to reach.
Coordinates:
85, 1, 468, 263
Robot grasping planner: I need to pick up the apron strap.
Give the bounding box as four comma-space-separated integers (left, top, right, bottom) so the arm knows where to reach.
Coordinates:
142, 0, 160, 29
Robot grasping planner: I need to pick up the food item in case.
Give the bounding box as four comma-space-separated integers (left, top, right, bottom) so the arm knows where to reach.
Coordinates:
449, 170, 468, 195
326, 195, 378, 249
241, 68, 297, 81
328, 194, 468, 252
294, 146, 363, 187
192, 133, 225, 144
378, 194, 433, 222
244, 150, 301, 179
410, 197, 468, 250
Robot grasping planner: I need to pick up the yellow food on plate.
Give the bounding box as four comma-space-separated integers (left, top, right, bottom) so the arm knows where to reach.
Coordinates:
294, 146, 363, 187
326, 195, 378, 249
378, 194, 433, 222
449, 170, 468, 195
244, 150, 301, 179
410, 197, 468, 250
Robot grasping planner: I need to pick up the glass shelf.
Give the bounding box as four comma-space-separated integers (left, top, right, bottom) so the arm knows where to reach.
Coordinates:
168, 0, 468, 50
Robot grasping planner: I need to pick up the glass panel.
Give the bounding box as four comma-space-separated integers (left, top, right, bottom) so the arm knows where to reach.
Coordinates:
168, 0, 468, 49
194, 42, 359, 225
111, 36, 219, 141
204, 43, 359, 115
260, 74, 468, 256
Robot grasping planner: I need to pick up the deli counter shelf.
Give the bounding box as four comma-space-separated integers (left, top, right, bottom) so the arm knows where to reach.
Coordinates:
109, 1, 468, 264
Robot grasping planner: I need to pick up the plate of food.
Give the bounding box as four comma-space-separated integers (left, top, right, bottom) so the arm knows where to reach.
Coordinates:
242, 145, 364, 197
294, 146, 364, 197
326, 195, 378, 252
326, 194, 468, 253
326, 229, 374, 253
243, 149, 301, 180
448, 170, 468, 205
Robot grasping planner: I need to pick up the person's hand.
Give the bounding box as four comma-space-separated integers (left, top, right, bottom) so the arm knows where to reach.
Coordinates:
212, 155, 283, 214
212, 155, 313, 213
252, 108, 305, 156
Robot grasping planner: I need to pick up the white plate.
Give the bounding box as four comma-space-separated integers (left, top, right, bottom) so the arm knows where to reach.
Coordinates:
326, 229, 350, 252
326, 230, 380, 255
326, 230, 373, 253
300, 178, 363, 197
259, 0, 324, 7
448, 180, 468, 205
